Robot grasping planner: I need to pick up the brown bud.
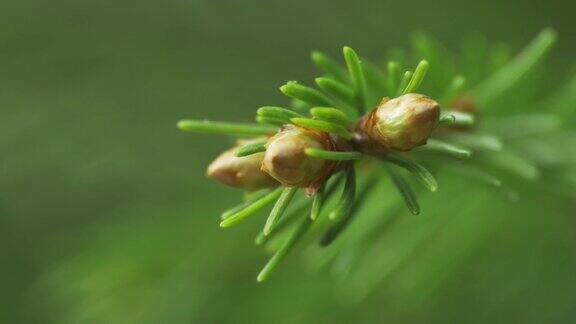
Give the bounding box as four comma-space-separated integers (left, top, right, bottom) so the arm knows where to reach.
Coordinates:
447, 94, 479, 131
451, 93, 477, 115
262, 125, 337, 192
354, 94, 440, 154
207, 139, 278, 191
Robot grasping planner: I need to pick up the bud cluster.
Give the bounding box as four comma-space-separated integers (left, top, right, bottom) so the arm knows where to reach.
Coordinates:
206, 94, 440, 193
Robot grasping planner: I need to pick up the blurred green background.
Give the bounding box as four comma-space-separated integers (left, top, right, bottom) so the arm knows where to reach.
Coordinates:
2, 0, 575, 323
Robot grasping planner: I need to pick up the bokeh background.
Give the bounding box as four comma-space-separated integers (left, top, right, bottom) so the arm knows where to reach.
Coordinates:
2, 0, 575, 323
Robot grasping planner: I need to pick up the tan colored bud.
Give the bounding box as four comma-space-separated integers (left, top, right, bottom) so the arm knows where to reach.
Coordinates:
207, 139, 278, 191
355, 94, 440, 153
451, 94, 477, 115
262, 125, 334, 190
447, 94, 478, 131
